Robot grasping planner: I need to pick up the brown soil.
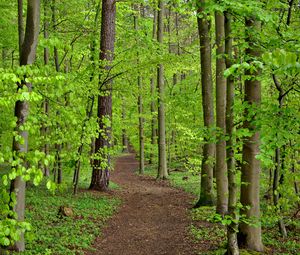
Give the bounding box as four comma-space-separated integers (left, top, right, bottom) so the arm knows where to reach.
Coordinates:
85, 154, 204, 255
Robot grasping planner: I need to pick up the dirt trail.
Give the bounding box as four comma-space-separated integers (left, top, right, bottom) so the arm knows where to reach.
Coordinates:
86, 154, 201, 255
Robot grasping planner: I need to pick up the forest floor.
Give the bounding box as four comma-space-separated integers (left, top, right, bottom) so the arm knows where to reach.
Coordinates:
85, 153, 207, 255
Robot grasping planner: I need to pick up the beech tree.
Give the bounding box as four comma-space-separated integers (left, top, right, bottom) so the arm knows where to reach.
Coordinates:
90, 0, 116, 191
134, 5, 145, 174
10, 0, 40, 251
195, 0, 215, 207
237, 17, 264, 252
157, 0, 168, 179
215, 10, 228, 215
0, 0, 299, 253
225, 11, 239, 255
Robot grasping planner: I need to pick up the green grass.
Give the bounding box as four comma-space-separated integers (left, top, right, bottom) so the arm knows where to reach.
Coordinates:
21, 184, 120, 255
144, 163, 200, 196
145, 161, 300, 255
0, 162, 121, 255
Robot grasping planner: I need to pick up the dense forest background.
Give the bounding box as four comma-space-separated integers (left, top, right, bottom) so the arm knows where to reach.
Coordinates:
0, 0, 299, 254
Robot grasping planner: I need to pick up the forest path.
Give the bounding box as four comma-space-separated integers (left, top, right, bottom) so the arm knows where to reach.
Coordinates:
85, 153, 203, 255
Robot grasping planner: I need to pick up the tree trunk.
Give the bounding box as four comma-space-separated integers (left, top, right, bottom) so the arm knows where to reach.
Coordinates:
195, 0, 214, 207
121, 98, 129, 153
149, 6, 157, 165
272, 74, 287, 237
41, 0, 50, 177
51, 0, 62, 184
134, 6, 145, 174
237, 18, 264, 252
287, 0, 294, 26
10, 0, 40, 252
225, 12, 239, 255
138, 75, 145, 174
215, 11, 228, 215
18, 0, 24, 60
90, 0, 116, 191
157, 0, 168, 179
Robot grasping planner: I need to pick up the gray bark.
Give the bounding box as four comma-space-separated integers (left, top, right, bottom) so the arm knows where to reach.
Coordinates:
149, 6, 157, 165
157, 0, 168, 179
42, 0, 50, 177
195, 0, 215, 207
225, 12, 239, 255
10, 0, 40, 252
238, 17, 264, 252
215, 11, 228, 215
134, 7, 145, 174
122, 98, 129, 153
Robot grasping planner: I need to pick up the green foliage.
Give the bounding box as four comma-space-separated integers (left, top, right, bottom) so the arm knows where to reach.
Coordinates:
0, 0, 300, 253
20, 184, 120, 254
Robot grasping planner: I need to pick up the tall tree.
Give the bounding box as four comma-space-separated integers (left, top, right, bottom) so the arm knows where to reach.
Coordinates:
134, 5, 145, 174
90, 0, 116, 191
157, 0, 168, 179
149, 5, 157, 165
121, 97, 129, 153
10, 0, 40, 251
237, 17, 264, 252
51, 0, 62, 184
41, 0, 50, 177
225, 11, 239, 255
215, 10, 228, 215
195, 0, 215, 207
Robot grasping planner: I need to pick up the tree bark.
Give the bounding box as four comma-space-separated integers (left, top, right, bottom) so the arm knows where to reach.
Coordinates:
157, 0, 168, 179
287, 0, 294, 26
18, 0, 24, 61
225, 12, 239, 255
272, 74, 288, 237
138, 75, 145, 174
149, 6, 157, 165
41, 0, 50, 177
51, 0, 62, 184
195, 0, 214, 207
121, 97, 129, 153
10, 0, 40, 251
237, 18, 264, 252
215, 11, 228, 215
134, 6, 145, 174
90, 0, 116, 191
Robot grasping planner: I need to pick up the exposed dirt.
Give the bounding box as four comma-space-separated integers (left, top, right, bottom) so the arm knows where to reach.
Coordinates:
85, 154, 207, 255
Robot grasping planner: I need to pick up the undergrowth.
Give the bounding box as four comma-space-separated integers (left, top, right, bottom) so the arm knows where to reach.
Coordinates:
145, 161, 300, 255
4, 164, 121, 255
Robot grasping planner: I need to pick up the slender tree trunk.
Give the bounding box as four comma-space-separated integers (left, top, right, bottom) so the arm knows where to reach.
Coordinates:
41, 0, 50, 177
121, 98, 129, 153
273, 148, 287, 237
150, 77, 156, 164
157, 0, 168, 179
272, 74, 288, 237
149, 6, 157, 165
134, 6, 145, 174
90, 0, 116, 191
10, 0, 40, 251
51, 0, 62, 184
225, 12, 239, 255
215, 11, 228, 215
237, 18, 264, 252
287, 0, 294, 26
138, 75, 145, 174
195, 0, 214, 207
18, 0, 24, 60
